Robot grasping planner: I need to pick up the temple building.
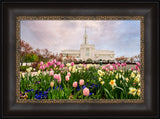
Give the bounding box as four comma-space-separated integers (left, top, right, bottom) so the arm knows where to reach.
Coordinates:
61, 26, 115, 61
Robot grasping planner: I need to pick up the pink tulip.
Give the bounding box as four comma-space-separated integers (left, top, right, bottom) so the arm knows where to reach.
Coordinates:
57, 74, 61, 80
57, 78, 61, 83
39, 66, 42, 70
83, 87, 90, 96
50, 62, 53, 66
106, 68, 109, 72
46, 64, 49, 67
56, 62, 61, 66
133, 82, 136, 86
50, 68, 53, 71
109, 66, 113, 71
47, 62, 51, 67
60, 64, 64, 68
54, 64, 56, 68
112, 64, 116, 67
136, 62, 140, 67
137, 68, 140, 72
65, 76, 70, 81
118, 63, 120, 67
50, 70, 54, 76
131, 67, 134, 71
53, 59, 56, 64
102, 66, 106, 70
114, 66, 117, 70
42, 65, 45, 70
135, 66, 139, 70
73, 81, 78, 88
71, 62, 74, 66
40, 61, 43, 66
106, 64, 110, 67
55, 74, 61, 83
79, 79, 84, 86
54, 74, 58, 79
121, 63, 124, 67
50, 62, 54, 66
67, 72, 71, 77
124, 63, 127, 66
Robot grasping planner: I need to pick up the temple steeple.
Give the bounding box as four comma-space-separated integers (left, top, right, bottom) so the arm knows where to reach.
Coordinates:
83, 25, 88, 44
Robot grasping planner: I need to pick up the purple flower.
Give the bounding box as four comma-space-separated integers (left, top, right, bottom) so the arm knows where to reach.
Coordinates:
76, 88, 81, 91
82, 86, 86, 89
35, 94, 41, 99
44, 91, 48, 94
89, 93, 93, 96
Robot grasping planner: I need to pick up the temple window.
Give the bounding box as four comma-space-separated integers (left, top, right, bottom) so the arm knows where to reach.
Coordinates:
86, 48, 89, 56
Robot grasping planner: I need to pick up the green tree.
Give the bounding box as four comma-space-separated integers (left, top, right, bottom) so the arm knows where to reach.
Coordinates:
20, 40, 33, 66
86, 58, 92, 62
24, 53, 39, 63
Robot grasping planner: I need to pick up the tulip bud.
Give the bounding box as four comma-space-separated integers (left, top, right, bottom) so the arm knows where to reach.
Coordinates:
50, 81, 54, 87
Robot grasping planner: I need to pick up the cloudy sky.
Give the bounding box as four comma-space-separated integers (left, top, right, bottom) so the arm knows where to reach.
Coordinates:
20, 20, 140, 57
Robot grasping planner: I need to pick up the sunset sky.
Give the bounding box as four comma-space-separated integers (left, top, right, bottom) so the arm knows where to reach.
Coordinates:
20, 20, 140, 57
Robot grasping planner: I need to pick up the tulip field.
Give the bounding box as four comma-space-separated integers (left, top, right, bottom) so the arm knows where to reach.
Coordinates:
20, 59, 141, 99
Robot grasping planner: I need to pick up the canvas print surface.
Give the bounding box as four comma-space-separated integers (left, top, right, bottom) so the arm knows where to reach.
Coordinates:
19, 19, 141, 100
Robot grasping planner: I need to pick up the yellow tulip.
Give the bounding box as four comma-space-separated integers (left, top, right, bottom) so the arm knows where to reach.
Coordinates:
100, 81, 105, 85
98, 70, 102, 75
66, 63, 71, 67
125, 78, 129, 82
131, 72, 135, 78
115, 74, 118, 79
22, 74, 25, 78
98, 77, 102, 81
134, 76, 140, 83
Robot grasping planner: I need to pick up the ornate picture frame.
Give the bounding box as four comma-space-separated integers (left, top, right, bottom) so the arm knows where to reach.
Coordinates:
1, 1, 159, 118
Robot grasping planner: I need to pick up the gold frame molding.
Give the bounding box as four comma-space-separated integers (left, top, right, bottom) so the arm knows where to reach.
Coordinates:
16, 16, 144, 104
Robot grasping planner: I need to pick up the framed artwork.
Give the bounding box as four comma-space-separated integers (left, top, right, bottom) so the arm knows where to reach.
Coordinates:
1, 0, 159, 118
16, 16, 144, 103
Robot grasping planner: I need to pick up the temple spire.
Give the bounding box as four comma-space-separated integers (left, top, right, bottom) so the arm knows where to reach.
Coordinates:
83, 25, 88, 44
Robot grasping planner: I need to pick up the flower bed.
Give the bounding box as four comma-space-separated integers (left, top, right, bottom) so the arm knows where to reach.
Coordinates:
20, 59, 141, 99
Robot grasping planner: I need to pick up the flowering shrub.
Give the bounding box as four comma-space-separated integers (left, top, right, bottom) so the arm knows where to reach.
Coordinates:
20, 59, 141, 99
